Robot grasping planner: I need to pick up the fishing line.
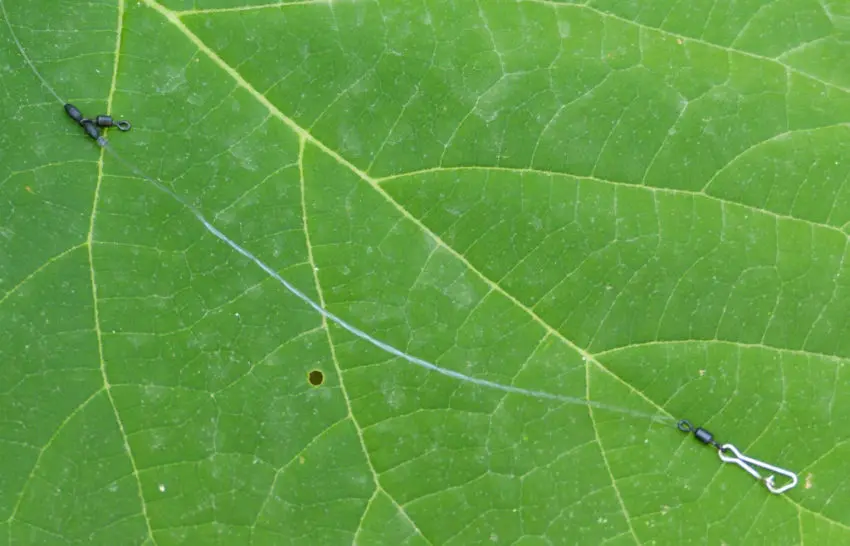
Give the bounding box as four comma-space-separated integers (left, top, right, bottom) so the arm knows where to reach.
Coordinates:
1, 0, 674, 428
104, 143, 676, 426
0, 0, 64, 105
3, 0, 807, 496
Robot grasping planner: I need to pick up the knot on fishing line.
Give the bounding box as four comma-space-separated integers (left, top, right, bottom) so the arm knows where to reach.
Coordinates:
64, 103, 131, 142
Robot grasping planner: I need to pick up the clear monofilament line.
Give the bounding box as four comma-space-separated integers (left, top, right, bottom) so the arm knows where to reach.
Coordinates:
102, 142, 675, 426
1, 0, 675, 426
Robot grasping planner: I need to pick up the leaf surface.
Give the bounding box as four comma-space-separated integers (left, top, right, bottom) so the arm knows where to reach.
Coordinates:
2, 0, 850, 544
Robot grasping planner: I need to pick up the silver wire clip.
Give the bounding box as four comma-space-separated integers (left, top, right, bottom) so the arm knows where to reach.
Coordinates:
678, 420, 798, 495
717, 443, 798, 494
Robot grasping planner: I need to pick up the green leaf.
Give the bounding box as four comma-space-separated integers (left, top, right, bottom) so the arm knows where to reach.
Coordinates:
2, 0, 849, 544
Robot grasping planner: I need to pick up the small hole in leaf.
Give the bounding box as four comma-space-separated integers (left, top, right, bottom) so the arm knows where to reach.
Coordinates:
308, 370, 324, 386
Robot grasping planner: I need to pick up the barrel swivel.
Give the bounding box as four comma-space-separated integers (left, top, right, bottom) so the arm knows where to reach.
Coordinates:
64, 103, 131, 141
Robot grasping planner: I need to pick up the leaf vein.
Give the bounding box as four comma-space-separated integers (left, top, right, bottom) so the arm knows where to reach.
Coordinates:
299, 136, 432, 544
89, 1, 157, 542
